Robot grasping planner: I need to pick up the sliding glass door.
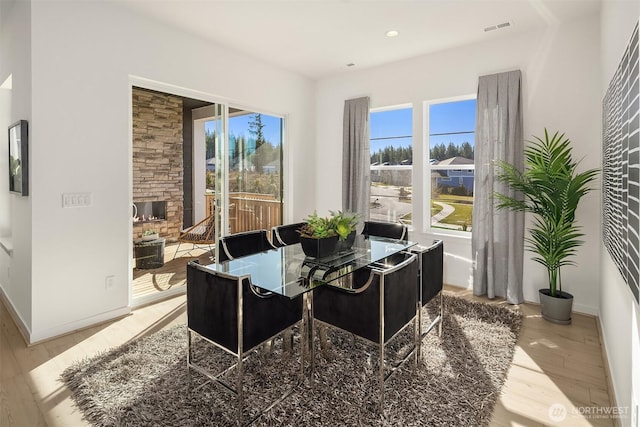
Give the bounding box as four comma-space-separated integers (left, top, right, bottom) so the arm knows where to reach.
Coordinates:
199, 106, 284, 254
224, 110, 284, 237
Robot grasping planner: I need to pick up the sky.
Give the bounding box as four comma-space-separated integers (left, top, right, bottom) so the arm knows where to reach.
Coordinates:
369, 99, 476, 153
205, 112, 283, 147
203, 101, 475, 155
429, 99, 476, 148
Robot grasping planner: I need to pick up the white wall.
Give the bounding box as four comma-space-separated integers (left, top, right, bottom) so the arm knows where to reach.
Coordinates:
0, 0, 32, 333
316, 14, 603, 314
14, 0, 315, 342
600, 2, 640, 425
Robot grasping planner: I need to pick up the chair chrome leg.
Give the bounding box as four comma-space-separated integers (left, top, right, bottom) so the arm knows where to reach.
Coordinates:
236, 352, 243, 426
417, 300, 423, 365
309, 294, 315, 382
438, 292, 444, 337
413, 312, 422, 369
303, 292, 315, 384
379, 275, 385, 414
379, 337, 385, 414
187, 329, 192, 384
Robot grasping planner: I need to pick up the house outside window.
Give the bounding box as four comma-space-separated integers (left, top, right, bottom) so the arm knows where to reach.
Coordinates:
368, 99, 475, 235
426, 97, 476, 234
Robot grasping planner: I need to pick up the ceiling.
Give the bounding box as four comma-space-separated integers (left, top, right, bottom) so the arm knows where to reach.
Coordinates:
118, 0, 601, 80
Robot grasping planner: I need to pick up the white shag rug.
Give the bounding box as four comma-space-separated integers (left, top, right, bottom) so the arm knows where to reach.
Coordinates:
61, 295, 522, 426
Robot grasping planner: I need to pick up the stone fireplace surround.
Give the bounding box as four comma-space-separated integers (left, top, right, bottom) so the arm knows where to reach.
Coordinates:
132, 87, 183, 241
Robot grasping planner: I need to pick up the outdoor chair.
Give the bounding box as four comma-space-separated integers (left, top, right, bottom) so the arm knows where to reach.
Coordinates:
312, 251, 419, 412
362, 220, 408, 240
271, 222, 305, 247
172, 214, 216, 260
186, 261, 303, 425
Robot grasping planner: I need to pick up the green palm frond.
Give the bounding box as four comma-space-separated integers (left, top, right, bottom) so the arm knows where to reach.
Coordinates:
493, 129, 598, 297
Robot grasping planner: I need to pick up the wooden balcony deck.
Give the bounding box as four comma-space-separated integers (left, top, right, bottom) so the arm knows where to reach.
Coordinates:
133, 194, 282, 303
132, 243, 213, 302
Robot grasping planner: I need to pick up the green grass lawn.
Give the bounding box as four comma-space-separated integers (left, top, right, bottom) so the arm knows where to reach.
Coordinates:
440, 202, 472, 228
431, 201, 443, 216
433, 195, 473, 230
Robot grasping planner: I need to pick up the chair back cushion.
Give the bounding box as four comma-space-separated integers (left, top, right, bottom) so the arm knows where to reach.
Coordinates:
271, 222, 305, 247
218, 229, 274, 262
362, 220, 407, 240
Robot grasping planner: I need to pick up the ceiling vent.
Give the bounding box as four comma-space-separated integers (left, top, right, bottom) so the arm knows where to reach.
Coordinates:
484, 21, 512, 32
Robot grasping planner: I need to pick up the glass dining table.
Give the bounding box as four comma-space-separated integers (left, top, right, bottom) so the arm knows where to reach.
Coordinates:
200, 234, 417, 376
202, 234, 416, 298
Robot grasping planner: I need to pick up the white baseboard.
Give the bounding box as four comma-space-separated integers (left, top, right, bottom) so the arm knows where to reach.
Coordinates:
28, 306, 131, 345
572, 302, 599, 316
0, 285, 131, 345
597, 314, 622, 427
0, 287, 31, 345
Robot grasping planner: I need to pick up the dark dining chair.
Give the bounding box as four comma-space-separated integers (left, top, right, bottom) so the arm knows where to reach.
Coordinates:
271, 222, 305, 247
362, 220, 408, 240
217, 229, 276, 262
411, 239, 444, 361
312, 251, 419, 412
186, 261, 303, 425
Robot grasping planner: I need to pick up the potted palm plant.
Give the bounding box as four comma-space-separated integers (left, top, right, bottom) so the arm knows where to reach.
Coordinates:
493, 130, 599, 324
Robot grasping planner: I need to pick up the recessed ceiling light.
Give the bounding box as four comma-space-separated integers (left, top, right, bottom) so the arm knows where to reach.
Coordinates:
385, 30, 399, 38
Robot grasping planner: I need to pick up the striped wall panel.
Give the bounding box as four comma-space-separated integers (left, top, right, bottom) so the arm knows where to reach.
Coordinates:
603, 19, 640, 305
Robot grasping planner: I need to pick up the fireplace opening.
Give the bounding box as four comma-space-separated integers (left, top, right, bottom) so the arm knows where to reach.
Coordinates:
133, 201, 167, 223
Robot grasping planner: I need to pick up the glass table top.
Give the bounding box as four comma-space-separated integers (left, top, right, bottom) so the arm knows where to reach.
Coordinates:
203, 235, 416, 298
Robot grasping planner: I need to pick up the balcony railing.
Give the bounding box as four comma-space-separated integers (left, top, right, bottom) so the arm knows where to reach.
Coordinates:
205, 193, 282, 235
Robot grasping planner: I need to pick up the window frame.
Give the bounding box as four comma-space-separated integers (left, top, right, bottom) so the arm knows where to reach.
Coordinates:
423, 94, 476, 238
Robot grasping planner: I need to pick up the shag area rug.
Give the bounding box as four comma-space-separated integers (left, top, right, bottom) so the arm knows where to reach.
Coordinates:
61, 295, 522, 426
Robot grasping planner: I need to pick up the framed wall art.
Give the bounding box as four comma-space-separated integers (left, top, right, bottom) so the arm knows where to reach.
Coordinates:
8, 119, 28, 196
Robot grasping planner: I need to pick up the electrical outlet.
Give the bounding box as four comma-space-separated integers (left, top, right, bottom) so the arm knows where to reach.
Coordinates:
105, 275, 115, 290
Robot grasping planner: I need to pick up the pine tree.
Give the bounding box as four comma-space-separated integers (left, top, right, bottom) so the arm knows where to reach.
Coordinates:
248, 114, 267, 172
248, 113, 266, 149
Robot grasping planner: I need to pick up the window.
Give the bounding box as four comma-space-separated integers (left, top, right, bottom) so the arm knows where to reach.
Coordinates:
369, 106, 412, 225
426, 97, 476, 233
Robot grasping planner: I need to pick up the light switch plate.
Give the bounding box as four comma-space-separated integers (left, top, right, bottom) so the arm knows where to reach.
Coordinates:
62, 192, 92, 208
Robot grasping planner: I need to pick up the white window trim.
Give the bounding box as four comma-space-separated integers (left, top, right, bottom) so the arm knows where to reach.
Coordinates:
423, 94, 476, 238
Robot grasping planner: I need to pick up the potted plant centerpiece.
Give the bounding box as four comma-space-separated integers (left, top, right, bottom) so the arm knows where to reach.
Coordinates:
298, 211, 360, 258
493, 130, 598, 324
331, 210, 360, 252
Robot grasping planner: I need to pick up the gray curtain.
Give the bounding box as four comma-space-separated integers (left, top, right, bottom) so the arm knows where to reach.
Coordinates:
342, 97, 370, 221
472, 70, 524, 304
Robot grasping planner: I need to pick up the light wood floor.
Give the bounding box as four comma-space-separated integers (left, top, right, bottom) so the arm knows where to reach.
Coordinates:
132, 242, 212, 301
1, 286, 617, 426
